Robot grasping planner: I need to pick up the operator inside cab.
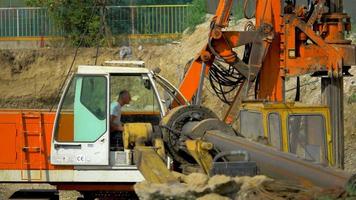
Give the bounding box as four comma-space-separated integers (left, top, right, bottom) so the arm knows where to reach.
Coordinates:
110, 90, 131, 149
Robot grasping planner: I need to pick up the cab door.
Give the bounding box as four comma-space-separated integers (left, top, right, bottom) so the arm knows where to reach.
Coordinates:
51, 74, 109, 165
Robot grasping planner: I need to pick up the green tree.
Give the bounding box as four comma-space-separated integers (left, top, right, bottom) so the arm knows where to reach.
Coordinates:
186, 0, 206, 30
26, 0, 103, 46
234, 0, 244, 20
25, 0, 200, 45
108, 0, 192, 5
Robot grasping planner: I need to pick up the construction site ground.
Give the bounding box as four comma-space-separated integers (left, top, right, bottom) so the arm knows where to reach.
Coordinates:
0, 19, 355, 199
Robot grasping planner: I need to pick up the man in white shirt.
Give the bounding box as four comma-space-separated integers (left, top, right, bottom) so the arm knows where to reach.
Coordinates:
110, 90, 131, 148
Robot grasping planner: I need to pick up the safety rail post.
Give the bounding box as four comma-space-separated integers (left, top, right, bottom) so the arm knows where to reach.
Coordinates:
16, 9, 19, 37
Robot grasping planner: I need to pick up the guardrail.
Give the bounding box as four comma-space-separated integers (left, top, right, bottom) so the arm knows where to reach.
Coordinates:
0, 5, 190, 38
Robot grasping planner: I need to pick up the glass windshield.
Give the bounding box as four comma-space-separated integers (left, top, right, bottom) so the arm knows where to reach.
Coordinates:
153, 74, 188, 111
268, 113, 282, 150
240, 110, 264, 140
288, 115, 326, 164
110, 74, 160, 113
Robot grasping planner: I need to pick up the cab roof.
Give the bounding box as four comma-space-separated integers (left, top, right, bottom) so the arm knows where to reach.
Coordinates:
77, 65, 151, 75
241, 101, 329, 110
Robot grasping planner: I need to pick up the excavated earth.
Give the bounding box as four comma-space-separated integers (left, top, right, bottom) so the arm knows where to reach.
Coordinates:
134, 173, 352, 200
0, 18, 355, 199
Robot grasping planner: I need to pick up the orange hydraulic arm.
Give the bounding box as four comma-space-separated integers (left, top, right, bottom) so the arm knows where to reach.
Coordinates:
177, 0, 355, 105
178, 0, 233, 102
177, 0, 275, 103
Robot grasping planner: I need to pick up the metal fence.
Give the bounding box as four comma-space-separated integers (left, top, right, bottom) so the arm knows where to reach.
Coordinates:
0, 7, 63, 37
107, 5, 190, 35
0, 5, 190, 38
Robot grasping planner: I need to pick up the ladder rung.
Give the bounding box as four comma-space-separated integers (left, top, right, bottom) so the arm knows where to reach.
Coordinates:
22, 133, 42, 137
22, 116, 41, 119
22, 131, 41, 134
23, 160, 42, 164
23, 163, 42, 166
22, 113, 41, 118
22, 147, 41, 153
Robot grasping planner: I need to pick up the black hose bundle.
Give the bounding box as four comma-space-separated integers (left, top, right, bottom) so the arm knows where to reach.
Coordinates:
208, 60, 245, 105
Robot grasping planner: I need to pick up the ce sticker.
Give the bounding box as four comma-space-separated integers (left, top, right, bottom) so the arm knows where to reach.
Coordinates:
76, 155, 85, 163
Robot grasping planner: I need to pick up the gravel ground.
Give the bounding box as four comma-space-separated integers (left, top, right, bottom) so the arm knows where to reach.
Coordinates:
0, 184, 81, 199
345, 134, 356, 174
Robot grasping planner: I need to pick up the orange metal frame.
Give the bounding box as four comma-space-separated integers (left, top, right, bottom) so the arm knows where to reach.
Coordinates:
0, 110, 157, 171
0, 110, 70, 171
178, 0, 353, 103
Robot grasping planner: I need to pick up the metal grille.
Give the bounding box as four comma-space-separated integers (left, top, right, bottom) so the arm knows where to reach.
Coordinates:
0, 5, 190, 38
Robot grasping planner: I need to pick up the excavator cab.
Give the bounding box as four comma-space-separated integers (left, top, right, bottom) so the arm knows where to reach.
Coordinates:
239, 102, 333, 166
50, 65, 177, 167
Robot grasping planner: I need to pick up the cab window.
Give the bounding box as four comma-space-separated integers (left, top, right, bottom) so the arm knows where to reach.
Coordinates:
288, 115, 327, 164
268, 113, 282, 150
110, 74, 160, 112
110, 74, 161, 124
240, 110, 264, 140
55, 75, 107, 142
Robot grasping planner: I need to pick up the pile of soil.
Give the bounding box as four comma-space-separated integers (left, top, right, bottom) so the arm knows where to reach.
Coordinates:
0, 48, 119, 109
134, 173, 345, 200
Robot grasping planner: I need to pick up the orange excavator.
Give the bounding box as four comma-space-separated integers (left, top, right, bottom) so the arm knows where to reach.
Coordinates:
0, 0, 355, 199
177, 0, 355, 168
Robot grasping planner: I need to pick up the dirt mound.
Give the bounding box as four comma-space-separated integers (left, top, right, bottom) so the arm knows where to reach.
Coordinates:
0, 48, 119, 108
134, 173, 330, 200
0, 50, 42, 74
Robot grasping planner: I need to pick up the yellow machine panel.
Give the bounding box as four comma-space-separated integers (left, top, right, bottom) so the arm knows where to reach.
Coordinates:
239, 102, 333, 166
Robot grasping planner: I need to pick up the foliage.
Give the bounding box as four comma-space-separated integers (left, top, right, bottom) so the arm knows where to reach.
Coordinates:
233, 0, 244, 21
348, 92, 356, 104
109, 0, 191, 5
352, 23, 356, 35
26, 0, 102, 46
25, 0, 196, 46
1, 0, 26, 7
186, 0, 206, 31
